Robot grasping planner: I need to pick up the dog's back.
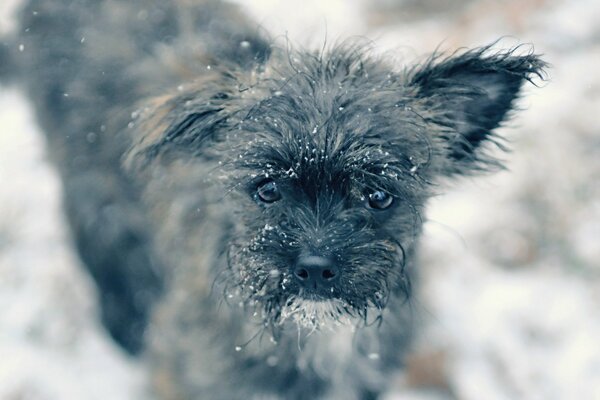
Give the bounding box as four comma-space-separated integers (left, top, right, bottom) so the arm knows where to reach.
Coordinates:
2, 0, 269, 353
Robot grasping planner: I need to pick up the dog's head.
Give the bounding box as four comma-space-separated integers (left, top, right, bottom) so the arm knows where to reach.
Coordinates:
130, 43, 545, 332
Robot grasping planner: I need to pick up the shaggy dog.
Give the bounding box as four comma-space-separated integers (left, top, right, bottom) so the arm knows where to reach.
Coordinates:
1, 0, 545, 398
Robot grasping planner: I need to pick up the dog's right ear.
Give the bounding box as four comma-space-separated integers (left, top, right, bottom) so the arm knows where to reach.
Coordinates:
409, 45, 546, 175
126, 74, 239, 168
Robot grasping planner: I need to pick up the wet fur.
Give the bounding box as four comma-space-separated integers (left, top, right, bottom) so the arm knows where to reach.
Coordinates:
2, 0, 546, 399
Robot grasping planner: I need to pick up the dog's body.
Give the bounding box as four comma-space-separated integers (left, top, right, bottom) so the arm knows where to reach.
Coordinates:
2, 1, 545, 398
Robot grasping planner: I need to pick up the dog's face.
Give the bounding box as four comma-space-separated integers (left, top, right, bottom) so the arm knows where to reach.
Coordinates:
132, 44, 545, 331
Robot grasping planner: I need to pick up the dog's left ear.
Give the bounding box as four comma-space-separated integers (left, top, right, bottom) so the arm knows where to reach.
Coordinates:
410, 46, 546, 174
125, 73, 241, 169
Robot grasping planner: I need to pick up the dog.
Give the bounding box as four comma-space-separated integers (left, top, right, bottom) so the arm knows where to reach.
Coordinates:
1, 0, 546, 398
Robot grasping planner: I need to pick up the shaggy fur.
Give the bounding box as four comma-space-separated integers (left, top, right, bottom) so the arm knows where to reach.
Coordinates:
2, 0, 546, 399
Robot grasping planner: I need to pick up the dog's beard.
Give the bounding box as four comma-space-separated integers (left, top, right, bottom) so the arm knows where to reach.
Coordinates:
278, 297, 358, 332
221, 261, 367, 332
225, 236, 405, 333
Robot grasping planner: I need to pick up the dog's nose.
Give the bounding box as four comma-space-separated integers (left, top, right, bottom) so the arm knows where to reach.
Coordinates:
293, 256, 339, 290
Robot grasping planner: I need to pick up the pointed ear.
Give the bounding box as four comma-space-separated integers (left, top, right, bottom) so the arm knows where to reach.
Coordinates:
126, 73, 238, 169
410, 45, 547, 174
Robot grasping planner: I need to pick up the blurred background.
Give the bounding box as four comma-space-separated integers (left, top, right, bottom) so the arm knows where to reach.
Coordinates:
0, 0, 599, 399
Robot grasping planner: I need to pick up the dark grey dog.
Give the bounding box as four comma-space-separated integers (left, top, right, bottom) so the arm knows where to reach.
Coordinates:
1, 0, 545, 398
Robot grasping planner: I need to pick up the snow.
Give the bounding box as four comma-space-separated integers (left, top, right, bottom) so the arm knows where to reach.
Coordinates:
1, 0, 600, 399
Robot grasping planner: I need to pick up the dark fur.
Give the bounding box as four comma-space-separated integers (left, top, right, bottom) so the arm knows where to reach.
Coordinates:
2, 1, 546, 398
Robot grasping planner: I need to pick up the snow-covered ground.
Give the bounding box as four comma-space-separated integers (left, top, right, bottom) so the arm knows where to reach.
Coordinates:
1, 0, 599, 399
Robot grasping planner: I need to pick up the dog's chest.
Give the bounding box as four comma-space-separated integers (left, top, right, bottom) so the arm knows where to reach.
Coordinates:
297, 326, 356, 373
291, 324, 382, 384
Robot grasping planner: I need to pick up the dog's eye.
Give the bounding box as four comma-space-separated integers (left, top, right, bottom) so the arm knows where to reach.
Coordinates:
256, 180, 281, 203
367, 190, 394, 210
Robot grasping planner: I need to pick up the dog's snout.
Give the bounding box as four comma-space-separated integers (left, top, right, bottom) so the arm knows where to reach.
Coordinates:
293, 256, 339, 290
